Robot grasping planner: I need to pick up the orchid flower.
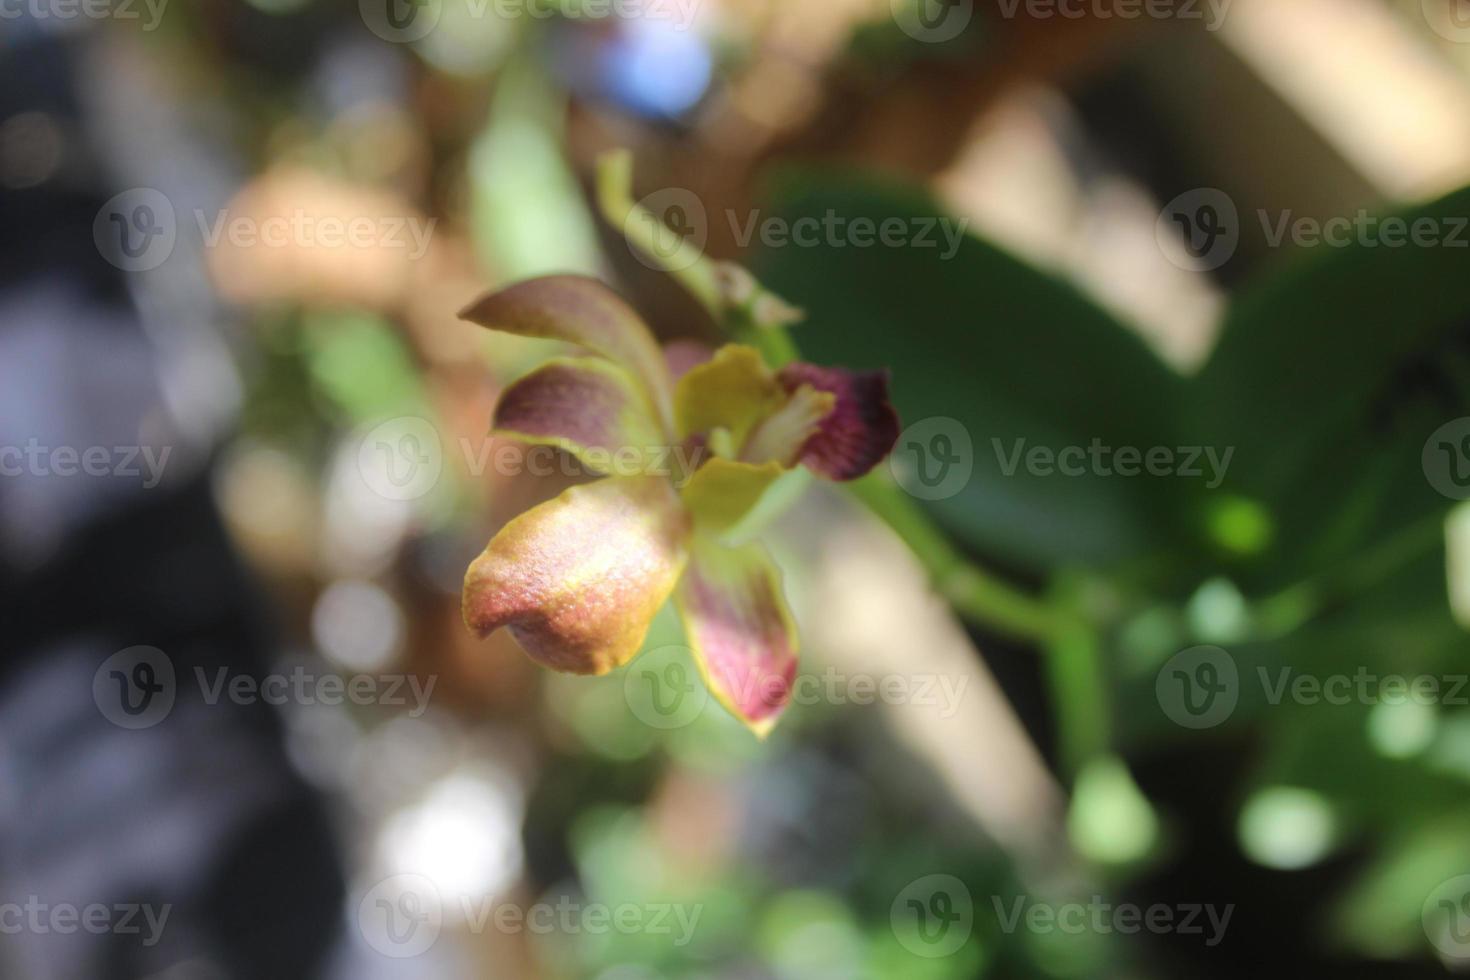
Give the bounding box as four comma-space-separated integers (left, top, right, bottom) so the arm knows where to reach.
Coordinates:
459, 275, 899, 735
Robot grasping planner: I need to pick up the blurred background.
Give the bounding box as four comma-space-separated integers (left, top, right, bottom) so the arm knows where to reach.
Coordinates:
6, 0, 1470, 977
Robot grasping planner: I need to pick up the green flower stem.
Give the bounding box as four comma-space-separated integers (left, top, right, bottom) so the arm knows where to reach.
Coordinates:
1044, 578, 1111, 774
848, 473, 1065, 643
853, 474, 1108, 773
594, 149, 723, 315
730, 320, 801, 369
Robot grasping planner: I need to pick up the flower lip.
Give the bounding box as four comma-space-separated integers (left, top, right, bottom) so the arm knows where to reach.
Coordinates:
777, 363, 900, 481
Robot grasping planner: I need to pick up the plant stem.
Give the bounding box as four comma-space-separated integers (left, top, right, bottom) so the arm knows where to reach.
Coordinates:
1044, 576, 1110, 774
594, 149, 723, 313
1252, 511, 1445, 639
848, 473, 1064, 643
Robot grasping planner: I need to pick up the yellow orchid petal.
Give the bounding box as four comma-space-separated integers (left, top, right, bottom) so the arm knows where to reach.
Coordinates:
673, 344, 784, 447
493, 357, 667, 477
679, 457, 785, 534
464, 476, 690, 675
674, 535, 799, 737
460, 275, 673, 431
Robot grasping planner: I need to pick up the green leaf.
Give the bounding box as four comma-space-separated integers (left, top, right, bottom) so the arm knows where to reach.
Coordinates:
1188, 185, 1470, 590
755, 171, 1187, 573
303, 311, 427, 422
470, 56, 600, 281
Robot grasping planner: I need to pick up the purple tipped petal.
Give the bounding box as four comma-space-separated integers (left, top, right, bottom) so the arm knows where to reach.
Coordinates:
460, 276, 673, 429
674, 537, 798, 736
493, 357, 665, 475
777, 363, 900, 481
